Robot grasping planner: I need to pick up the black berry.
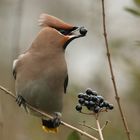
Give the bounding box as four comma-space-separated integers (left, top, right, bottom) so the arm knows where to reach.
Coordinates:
103, 101, 110, 107
91, 91, 98, 96
78, 98, 85, 105
79, 27, 87, 36
91, 96, 98, 102
94, 106, 100, 113
97, 95, 104, 103
108, 104, 114, 110
84, 100, 89, 106
86, 88, 98, 96
84, 95, 90, 100
78, 93, 84, 98
99, 102, 105, 108
75, 104, 82, 112
89, 101, 95, 107
86, 88, 93, 95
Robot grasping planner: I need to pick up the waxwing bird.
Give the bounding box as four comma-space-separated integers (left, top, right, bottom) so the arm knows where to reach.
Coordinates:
13, 13, 87, 133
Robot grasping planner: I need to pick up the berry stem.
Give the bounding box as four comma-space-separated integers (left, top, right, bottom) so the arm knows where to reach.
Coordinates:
79, 121, 98, 132
101, 120, 110, 131
101, 0, 131, 140
95, 115, 104, 140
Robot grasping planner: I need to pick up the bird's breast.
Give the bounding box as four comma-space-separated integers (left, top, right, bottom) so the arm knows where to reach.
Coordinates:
16, 52, 67, 115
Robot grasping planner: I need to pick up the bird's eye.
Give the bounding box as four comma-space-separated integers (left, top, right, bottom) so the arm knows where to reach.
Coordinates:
57, 29, 72, 35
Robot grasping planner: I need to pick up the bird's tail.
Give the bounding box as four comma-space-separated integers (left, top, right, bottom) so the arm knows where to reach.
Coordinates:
42, 119, 59, 133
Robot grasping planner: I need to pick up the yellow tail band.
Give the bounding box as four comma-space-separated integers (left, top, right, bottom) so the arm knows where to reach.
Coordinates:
42, 125, 58, 133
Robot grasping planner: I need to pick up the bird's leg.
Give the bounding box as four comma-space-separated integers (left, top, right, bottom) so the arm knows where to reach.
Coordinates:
16, 95, 28, 113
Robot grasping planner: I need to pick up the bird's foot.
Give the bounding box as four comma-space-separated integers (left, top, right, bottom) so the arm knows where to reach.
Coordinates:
16, 95, 28, 113
52, 112, 61, 128
16, 95, 25, 106
53, 116, 61, 127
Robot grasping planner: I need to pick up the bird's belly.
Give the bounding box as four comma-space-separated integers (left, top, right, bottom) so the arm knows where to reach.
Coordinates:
17, 78, 63, 117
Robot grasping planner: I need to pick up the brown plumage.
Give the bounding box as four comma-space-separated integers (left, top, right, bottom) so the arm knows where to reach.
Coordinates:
13, 13, 87, 132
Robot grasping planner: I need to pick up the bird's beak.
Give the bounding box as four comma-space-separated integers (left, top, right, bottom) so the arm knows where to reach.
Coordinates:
66, 26, 87, 40
62, 26, 87, 49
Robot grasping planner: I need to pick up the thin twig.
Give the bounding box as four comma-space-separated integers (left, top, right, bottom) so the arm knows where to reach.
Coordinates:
101, 120, 109, 131
101, 0, 131, 140
79, 120, 109, 132
95, 115, 104, 140
79, 121, 98, 132
0, 85, 98, 140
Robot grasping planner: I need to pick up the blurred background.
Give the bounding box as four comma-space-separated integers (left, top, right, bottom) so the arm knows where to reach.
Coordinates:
0, 0, 140, 140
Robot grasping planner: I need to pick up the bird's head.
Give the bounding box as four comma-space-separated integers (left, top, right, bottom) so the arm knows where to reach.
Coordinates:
38, 13, 87, 50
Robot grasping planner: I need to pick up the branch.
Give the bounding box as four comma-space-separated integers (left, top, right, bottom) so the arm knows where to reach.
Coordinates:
101, 120, 109, 131
79, 121, 98, 132
101, 0, 131, 140
0, 85, 98, 140
79, 120, 109, 132
95, 115, 104, 140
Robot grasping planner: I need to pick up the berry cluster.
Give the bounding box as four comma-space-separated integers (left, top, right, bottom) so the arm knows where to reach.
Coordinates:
75, 88, 114, 113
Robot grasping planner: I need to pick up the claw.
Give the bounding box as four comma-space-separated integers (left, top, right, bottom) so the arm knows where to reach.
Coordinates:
16, 95, 28, 113
53, 117, 61, 127
16, 95, 25, 106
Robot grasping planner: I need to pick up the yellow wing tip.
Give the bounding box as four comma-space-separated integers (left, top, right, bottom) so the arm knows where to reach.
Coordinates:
42, 125, 58, 133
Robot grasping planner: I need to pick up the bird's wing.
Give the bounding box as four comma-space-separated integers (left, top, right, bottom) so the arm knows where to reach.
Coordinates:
12, 59, 18, 79
64, 74, 68, 94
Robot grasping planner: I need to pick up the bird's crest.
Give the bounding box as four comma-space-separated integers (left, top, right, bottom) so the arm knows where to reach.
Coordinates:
38, 13, 75, 30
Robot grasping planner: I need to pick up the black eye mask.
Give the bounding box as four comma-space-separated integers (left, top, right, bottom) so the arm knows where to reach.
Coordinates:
57, 27, 78, 35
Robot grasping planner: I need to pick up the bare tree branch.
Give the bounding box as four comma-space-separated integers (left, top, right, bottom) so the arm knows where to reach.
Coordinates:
79, 120, 110, 132
79, 121, 98, 132
101, 0, 131, 140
